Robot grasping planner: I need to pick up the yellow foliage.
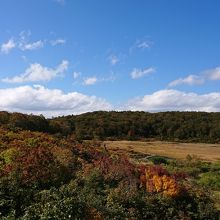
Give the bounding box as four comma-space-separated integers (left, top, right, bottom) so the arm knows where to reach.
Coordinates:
144, 170, 180, 197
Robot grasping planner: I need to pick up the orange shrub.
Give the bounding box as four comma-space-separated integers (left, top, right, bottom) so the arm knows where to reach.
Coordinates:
140, 166, 181, 197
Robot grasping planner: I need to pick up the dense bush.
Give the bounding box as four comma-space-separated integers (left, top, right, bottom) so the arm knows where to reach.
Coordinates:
198, 172, 220, 190
149, 156, 169, 165
0, 127, 219, 219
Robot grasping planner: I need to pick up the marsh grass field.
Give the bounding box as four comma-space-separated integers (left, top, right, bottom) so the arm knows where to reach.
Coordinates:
104, 140, 220, 162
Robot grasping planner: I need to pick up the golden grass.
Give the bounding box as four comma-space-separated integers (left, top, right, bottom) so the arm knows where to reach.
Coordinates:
104, 140, 220, 162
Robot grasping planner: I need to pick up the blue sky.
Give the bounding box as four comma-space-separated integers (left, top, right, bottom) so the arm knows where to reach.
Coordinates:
0, 0, 220, 117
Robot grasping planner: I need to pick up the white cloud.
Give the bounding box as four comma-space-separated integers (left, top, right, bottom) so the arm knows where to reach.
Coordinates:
137, 41, 150, 49
130, 67, 155, 79
0, 86, 219, 117
73, 71, 81, 79
205, 67, 220, 80
1, 31, 43, 54
0, 85, 111, 117
169, 75, 204, 87
123, 90, 220, 112
1, 39, 16, 54
50, 39, 66, 46
18, 31, 44, 51
2, 60, 69, 83
83, 77, 97, 85
169, 66, 220, 87
79, 73, 115, 85
129, 39, 152, 53
1, 31, 66, 54
19, 40, 44, 51
108, 55, 119, 66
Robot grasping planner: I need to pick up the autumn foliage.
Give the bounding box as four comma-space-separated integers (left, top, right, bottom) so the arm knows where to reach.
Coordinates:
0, 125, 218, 219
139, 165, 184, 197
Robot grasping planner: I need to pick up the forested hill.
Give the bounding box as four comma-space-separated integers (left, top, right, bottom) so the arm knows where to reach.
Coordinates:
0, 111, 220, 143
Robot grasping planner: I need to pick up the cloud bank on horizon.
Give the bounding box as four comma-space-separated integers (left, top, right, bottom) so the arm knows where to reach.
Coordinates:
0, 85, 220, 118
0, 0, 220, 117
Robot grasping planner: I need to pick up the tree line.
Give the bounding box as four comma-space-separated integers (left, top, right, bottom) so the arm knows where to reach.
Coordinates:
0, 111, 220, 143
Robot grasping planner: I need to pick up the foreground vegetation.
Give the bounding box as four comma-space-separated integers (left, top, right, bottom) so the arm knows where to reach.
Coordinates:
0, 126, 219, 219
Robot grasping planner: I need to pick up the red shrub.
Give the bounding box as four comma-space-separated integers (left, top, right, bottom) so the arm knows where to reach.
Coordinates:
94, 155, 137, 184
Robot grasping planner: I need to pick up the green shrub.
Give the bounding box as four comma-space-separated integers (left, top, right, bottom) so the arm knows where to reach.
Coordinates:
198, 172, 220, 190
149, 156, 169, 165
22, 181, 86, 220
0, 148, 18, 166
210, 161, 220, 172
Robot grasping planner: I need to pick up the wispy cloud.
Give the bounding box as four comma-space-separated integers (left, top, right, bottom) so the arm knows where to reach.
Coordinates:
136, 41, 150, 49
50, 38, 66, 46
130, 38, 152, 54
101, 73, 116, 83
169, 67, 220, 87
1, 39, 16, 54
130, 67, 155, 79
82, 73, 116, 86
73, 71, 81, 79
83, 77, 98, 85
0, 31, 66, 54
19, 40, 44, 51
1, 31, 44, 54
169, 75, 204, 87
2, 60, 69, 83
108, 55, 119, 66
18, 31, 44, 51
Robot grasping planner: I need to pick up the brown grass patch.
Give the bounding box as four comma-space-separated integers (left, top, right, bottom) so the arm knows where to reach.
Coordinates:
104, 141, 220, 162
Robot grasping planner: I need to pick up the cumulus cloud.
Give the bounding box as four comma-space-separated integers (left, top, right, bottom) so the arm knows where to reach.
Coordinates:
123, 90, 220, 112
0, 85, 111, 117
50, 38, 66, 46
130, 67, 155, 79
2, 60, 69, 83
1, 39, 16, 54
0, 86, 219, 117
169, 75, 204, 87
